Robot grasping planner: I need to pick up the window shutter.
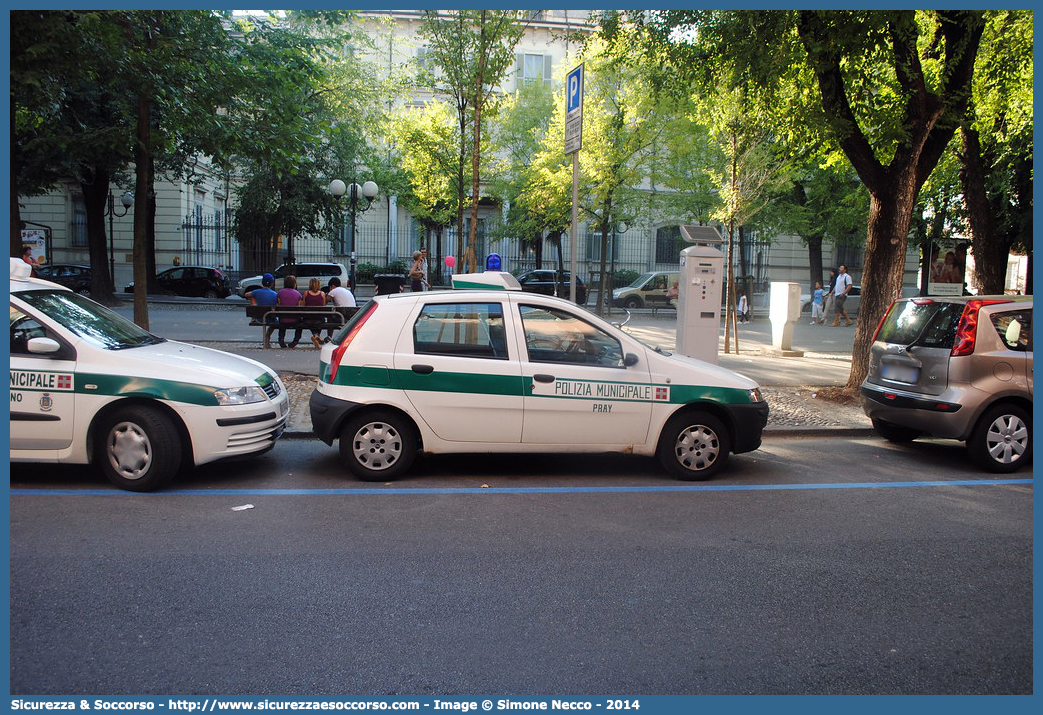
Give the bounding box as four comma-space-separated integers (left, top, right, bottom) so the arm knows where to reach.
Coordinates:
543, 55, 553, 84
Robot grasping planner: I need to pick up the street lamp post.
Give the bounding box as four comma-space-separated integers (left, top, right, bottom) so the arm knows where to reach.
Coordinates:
104, 191, 134, 285
329, 178, 378, 291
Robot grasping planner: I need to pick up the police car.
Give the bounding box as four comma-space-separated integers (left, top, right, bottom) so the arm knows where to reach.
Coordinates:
10, 258, 290, 491
310, 272, 768, 481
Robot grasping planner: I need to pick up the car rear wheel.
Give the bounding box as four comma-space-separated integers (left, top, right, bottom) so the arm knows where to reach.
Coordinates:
97, 406, 181, 492
340, 410, 416, 481
871, 418, 922, 443
657, 411, 730, 481
968, 404, 1031, 473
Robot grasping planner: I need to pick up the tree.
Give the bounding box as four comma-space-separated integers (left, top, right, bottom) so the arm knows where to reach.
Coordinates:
568, 28, 671, 316
384, 102, 461, 278
958, 10, 1033, 294
488, 80, 561, 269
638, 10, 986, 388
419, 10, 526, 273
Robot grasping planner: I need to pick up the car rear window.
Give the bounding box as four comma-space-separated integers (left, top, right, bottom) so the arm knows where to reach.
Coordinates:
877, 300, 963, 349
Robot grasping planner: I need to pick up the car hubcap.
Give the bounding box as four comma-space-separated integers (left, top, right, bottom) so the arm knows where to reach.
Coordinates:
674, 424, 720, 472
352, 421, 402, 471
986, 414, 1028, 464
107, 421, 152, 479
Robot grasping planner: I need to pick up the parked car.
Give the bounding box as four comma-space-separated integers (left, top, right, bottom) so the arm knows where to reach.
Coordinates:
125, 266, 231, 299
237, 263, 349, 298
613, 271, 679, 310
11, 258, 289, 491
860, 295, 1033, 472
36, 264, 92, 295
310, 271, 768, 482
515, 269, 588, 305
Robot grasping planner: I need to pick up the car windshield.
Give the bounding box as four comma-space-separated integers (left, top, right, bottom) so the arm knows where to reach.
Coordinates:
16, 290, 165, 350
628, 273, 654, 288
878, 300, 963, 349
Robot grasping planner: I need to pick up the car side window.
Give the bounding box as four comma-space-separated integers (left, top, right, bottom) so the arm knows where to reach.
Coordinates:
413, 303, 508, 360
991, 310, 1032, 352
519, 304, 623, 367
11, 306, 50, 356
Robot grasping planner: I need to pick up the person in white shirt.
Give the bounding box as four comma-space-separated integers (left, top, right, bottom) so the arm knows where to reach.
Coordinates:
325, 276, 357, 342
831, 264, 853, 327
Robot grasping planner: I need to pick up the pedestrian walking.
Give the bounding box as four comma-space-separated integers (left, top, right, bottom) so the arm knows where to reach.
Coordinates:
823, 268, 837, 323
737, 293, 750, 323
831, 265, 853, 327
811, 282, 825, 324
409, 250, 426, 292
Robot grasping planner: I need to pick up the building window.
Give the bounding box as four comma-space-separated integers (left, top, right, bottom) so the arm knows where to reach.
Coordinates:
71, 196, 87, 247
834, 244, 863, 271
655, 226, 681, 265
516, 53, 552, 88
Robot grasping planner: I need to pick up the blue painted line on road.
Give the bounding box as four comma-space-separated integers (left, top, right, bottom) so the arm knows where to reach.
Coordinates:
8, 479, 1032, 496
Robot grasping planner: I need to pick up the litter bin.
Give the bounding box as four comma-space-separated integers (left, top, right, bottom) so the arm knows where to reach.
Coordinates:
374, 274, 407, 295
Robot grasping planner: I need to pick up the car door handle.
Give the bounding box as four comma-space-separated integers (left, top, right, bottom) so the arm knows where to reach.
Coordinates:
533, 374, 555, 383
411, 364, 434, 375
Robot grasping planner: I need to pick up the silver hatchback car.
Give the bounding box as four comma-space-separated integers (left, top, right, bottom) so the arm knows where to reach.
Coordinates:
861, 295, 1032, 472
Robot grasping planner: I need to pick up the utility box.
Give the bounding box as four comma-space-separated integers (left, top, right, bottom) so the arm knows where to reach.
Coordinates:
768, 281, 804, 357
676, 243, 725, 364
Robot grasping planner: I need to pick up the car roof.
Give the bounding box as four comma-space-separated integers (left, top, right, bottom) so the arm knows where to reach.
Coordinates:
898, 294, 1031, 306
10, 257, 70, 293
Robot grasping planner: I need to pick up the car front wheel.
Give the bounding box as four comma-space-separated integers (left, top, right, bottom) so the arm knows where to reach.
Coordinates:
969, 404, 1031, 473
340, 410, 417, 481
97, 406, 182, 491
657, 411, 730, 480
623, 296, 643, 309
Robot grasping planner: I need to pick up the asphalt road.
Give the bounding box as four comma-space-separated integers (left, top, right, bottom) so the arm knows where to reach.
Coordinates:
9, 435, 1032, 696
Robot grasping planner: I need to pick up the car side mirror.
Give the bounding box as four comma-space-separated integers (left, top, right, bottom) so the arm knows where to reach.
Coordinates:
624, 353, 639, 367
27, 337, 61, 354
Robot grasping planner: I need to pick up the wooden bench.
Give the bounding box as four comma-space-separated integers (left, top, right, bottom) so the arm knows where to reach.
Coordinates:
246, 305, 360, 348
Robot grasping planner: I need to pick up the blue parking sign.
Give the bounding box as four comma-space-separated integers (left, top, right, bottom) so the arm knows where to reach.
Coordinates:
567, 65, 583, 114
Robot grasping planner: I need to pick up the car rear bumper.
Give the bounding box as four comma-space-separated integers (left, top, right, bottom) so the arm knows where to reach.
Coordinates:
309, 389, 362, 445
860, 383, 967, 439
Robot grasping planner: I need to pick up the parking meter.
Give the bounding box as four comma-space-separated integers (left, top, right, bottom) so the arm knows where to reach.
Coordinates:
676, 244, 724, 364
769, 282, 803, 356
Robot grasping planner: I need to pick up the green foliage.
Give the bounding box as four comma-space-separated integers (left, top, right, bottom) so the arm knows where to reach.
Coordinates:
355, 261, 409, 283
612, 269, 640, 288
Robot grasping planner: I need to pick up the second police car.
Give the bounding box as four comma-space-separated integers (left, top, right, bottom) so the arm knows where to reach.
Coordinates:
310, 272, 769, 481
10, 258, 290, 491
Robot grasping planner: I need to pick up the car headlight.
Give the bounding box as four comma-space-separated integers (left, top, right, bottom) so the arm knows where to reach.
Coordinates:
214, 385, 268, 406
748, 388, 764, 403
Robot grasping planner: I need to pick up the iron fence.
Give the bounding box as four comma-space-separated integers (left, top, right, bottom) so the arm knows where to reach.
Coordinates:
181, 212, 773, 290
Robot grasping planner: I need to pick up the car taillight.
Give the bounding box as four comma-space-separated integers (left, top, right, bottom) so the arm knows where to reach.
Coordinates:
328, 303, 377, 384
951, 300, 1009, 357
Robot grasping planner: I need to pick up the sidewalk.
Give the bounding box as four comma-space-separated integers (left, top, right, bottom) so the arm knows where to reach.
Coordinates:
193, 313, 872, 438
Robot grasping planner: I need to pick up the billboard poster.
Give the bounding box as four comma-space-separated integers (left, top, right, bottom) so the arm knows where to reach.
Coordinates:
927, 238, 969, 296
20, 229, 48, 266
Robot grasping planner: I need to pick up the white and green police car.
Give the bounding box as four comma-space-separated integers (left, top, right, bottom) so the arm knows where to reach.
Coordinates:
10, 258, 289, 491
310, 272, 768, 481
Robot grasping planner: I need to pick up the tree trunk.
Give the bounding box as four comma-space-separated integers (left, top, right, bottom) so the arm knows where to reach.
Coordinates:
961, 125, 1005, 294
81, 168, 117, 303
848, 178, 917, 389
132, 89, 152, 330
806, 234, 824, 292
